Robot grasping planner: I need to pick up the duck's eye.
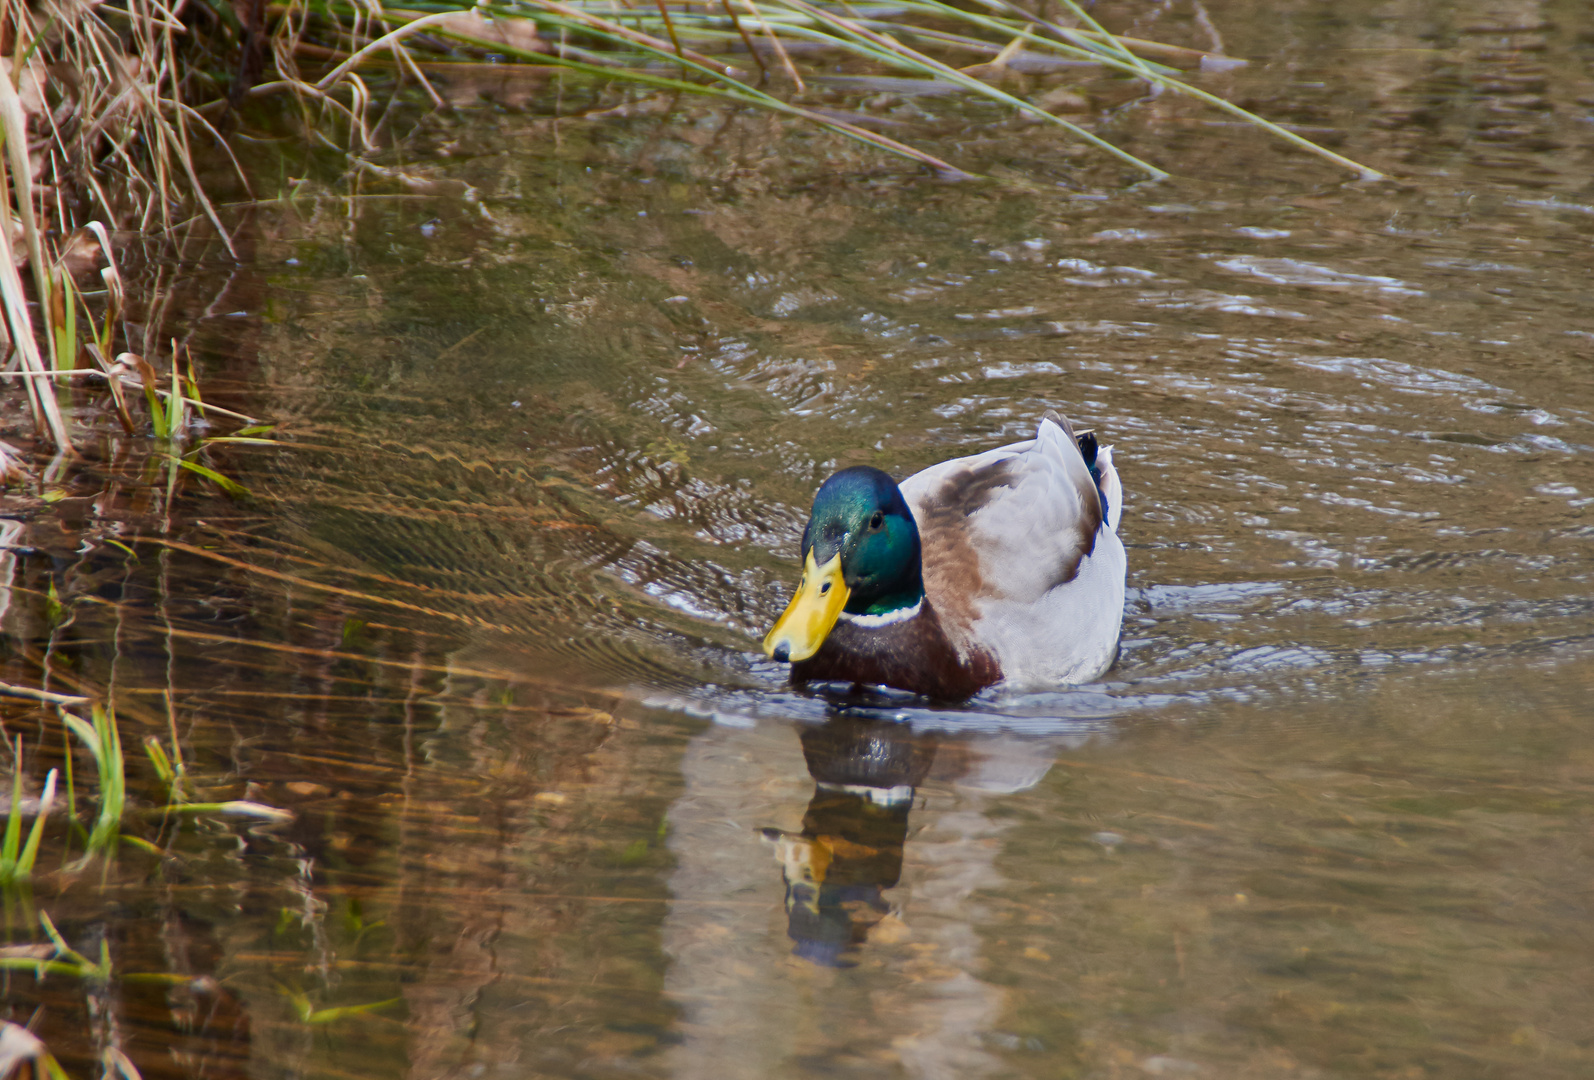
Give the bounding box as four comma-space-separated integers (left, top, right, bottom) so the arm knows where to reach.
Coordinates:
819, 581, 831, 594
869, 511, 884, 530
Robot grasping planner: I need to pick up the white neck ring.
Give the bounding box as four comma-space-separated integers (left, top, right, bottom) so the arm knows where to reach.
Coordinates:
837, 598, 923, 628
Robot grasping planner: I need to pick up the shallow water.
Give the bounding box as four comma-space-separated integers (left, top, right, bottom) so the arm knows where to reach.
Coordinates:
5, 1, 1594, 1076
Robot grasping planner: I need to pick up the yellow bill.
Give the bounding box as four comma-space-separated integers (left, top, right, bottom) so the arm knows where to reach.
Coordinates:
763, 551, 850, 662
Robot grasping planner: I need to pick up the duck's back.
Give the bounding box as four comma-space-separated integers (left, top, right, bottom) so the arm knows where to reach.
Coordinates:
897, 412, 1126, 688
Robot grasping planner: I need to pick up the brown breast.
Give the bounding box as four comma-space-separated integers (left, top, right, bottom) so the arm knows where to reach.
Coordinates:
790, 600, 1002, 699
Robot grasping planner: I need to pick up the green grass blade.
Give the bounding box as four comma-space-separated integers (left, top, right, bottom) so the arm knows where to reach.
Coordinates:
95, 706, 124, 853
144, 383, 168, 438
102, 537, 138, 560
2, 740, 22, 878
884, 0, 1175, 72
143, 737, 177, 803
61, 713, 102, 772
119, 835, 163, 856
16, 769, 57, 878
155, 800, 293, 821
50, 270, 77, 372
37, 910, 98, 973
171, 458, 252, 498
13, 15, 57, 74
1048, 0, 1156, 73
0, 956, 94, 977
283, 986, 314, 1022
305, 997, 404, 1024
60, 724, 76, 861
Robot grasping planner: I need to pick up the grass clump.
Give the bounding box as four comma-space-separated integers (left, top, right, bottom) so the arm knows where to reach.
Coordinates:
2, 701, 293, 883
58, 705, 126, 857
0, 0, 254, 459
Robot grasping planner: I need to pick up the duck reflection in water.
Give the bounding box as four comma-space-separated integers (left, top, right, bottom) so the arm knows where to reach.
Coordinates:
760, 714, 938, 967
663, 702, 1075, 1075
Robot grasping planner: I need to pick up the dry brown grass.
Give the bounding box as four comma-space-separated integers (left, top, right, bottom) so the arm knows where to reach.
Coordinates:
0, 0, 241, 457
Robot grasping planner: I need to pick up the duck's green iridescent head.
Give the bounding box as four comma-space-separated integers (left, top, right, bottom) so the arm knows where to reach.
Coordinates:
763, 467, 925, 663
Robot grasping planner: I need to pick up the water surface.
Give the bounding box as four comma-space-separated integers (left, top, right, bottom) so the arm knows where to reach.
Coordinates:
4, 2, 1594, 1076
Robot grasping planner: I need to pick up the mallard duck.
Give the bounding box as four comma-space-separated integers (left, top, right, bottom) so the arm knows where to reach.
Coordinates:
762, 411, 1125, 698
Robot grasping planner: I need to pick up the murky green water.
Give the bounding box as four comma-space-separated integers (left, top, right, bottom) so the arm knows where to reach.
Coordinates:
6, 1, 1594, 1076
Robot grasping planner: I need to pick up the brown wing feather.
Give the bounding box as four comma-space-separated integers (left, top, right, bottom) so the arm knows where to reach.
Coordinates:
910, 456, 1014, 651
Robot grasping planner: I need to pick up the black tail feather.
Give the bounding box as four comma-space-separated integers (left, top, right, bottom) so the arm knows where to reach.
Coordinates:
1075, 431, 1108, 520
